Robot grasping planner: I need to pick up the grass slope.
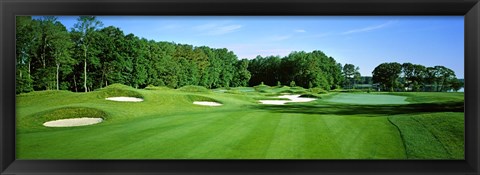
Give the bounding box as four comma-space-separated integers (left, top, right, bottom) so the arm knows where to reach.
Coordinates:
388, 112, 464, 159
16, 85, 464, 159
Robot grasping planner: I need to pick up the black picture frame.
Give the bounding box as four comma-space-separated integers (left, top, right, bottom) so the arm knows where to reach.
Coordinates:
1, 0, 479, 174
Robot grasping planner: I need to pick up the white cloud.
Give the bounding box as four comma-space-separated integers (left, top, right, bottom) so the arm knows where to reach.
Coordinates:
193, 23, 242, 36
294, 29, 306, 33
342, 21, 396, 35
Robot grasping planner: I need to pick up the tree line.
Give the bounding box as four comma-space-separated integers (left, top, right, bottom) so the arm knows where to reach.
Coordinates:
16, 16, 250, 94
246, 52, 361, 90
372, 62, 463, 92
16, 16, 462, 94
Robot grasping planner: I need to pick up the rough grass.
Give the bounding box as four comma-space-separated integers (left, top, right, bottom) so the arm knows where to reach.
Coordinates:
16, 85, 464, 159
388, 112, 464, 159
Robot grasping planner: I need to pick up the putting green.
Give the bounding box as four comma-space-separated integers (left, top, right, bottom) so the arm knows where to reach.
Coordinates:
326, 93, 409, 105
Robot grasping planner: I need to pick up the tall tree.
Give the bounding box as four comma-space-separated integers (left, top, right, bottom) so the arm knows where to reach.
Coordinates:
72, 16, 103, 92
401, 62, 415, 91
49, 20, 76, 90
372, 62, 402, 91
342, 63, 360, 89
232, 59, 251, 87
411, 64, 426, 91
16, 16, 40, 93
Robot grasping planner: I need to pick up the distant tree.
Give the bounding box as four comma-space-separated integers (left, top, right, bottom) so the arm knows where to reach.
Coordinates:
433, 66, 457, 92
450, 79, 463, 92
290, 80, 296, 87
342, 63, 360, 89
232, 59, 251, 87
353, 71, 361, 89
372, 62, 402, 91
402, 63, 415, 91
411, 64, 427, 91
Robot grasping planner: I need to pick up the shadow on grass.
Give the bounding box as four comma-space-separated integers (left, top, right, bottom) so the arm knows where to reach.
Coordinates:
251, 101, 464, 116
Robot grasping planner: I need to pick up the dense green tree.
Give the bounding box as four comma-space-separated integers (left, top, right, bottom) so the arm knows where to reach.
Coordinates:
96, 26, 126, 87
232, 59, 251, 87
411, 64, 427, 91
16, 16, 40, 93
372, 62, 402, 91
72, 16, 103, 92
342, 63, 360, 89
49, 20, 76, 90
249, 50, 343, 89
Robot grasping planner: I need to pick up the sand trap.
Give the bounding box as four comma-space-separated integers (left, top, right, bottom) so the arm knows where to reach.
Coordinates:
105, 97, 144, 102
43, 118, 103, 127
193, 101, 223, 106
259, 94, 316, 105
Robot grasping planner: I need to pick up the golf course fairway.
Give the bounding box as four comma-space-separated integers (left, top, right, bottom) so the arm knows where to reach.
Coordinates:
16, 84, 464, 159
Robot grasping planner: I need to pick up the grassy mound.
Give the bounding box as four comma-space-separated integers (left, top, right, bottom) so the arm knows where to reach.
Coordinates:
308, 87, 328, 94
17, 90, 73, 97
186, 95, 221, 103
388, 112, 464, 159
178, 85, 210, 93
144, 85, 172, 91
96, 84, 143, 99
224, 89, 244, 94
19, 107, 108, 130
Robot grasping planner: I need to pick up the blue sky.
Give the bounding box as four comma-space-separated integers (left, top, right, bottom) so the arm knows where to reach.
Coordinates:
56, 16, 464, 78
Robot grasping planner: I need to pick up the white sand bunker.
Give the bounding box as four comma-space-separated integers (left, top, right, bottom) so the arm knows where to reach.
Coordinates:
105, 97, 144, 102
43, 118, 103, 127
193, 101, 223, 106
259, 94, 316, 105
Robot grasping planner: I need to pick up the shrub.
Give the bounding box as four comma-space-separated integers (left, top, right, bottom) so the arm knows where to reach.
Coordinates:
290, 81, 296, 87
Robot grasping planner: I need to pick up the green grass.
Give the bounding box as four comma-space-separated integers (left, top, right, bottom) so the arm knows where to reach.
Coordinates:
16, 85, 464, 159
388, 112, 464, 159
324, 93, 409, 105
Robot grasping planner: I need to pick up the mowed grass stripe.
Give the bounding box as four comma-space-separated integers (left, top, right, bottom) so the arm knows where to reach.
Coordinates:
184, 111, 268, 158
96, 112, 236, 159
103, 111, 249, 158
224, 111, 282, 158
303, 115, 406, 159
301, 115, 342, 159
17, 112, 232, 159
265, 113, 307, 159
